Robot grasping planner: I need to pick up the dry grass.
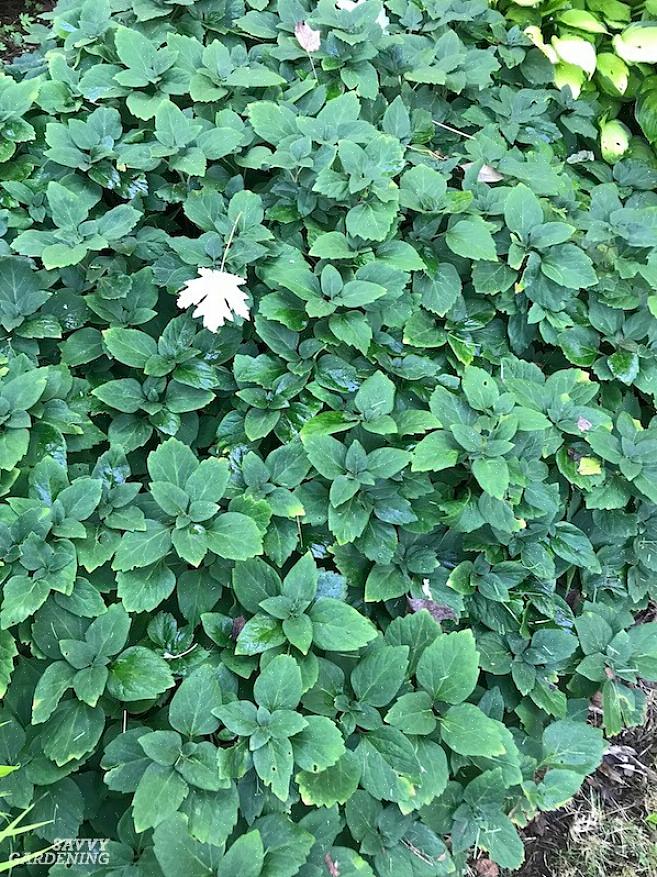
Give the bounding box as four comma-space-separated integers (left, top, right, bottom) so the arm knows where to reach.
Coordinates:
554, 784, 657, 877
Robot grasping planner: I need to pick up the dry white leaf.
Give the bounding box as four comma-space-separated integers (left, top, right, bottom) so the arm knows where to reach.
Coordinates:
461, 161, 504, 183
177, 268, 250, 333
566, 150, 595, 164
295, 21, 321, 52
336, 0, 389, 31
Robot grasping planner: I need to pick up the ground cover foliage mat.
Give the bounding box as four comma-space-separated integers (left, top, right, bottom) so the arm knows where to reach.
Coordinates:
0, 0, 657, 874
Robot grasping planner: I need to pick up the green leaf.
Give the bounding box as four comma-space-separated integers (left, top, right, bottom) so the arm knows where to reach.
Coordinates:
1, 576, 50, 629
412, 431, 459, 472
253, 737, 294, 801
218, 830, 264, 877
154, 814, 219, 877
178, 741, 224, 791
292, 716, 345, 772
43, 701, 105, 766
323, 849, 374, 877
85, 604, 131, 657
608, 351, 640, 385
169, 667, 223, 737
551, 523, 601, 573
462, 366, 499, 410
101, 728, 151, 793
628, 623, 657, 678
346, 201, 396, 242
355, 371, 396, 420
254, 654, 302, 710
416, 265, 461, 316
92, 378, 145, 413
140, 730, 182, 766
478, 812, 525, 870
527, 629, 578, 664
216, 700, 258, 736
282, 551, 318, 603
113, 520, 172, 572
399, 165, 447, 213
133, 763, 189, 832
309, 599, 377, 652
148, 437, 199, 488
446, 218, 497, 261
302, 435, 347, 479
440, 703, 507, 756
57, 477, 103, 521
233, 558, 282, 614
472, 458, 509, 499
32, 662, 75, 724
309, 232, 353, 259
207, 513, 263, 560
186, 457, 230, 503
329, 311, 372, 355
367, 448, 411, 478
115, 26, 163, 85
417, 631, 480, 704
355, 727, 421, 803
117, 562, 176, 613
46, 181, 89, 229
297, 750, 362, 807
351, 645, 409, 707
108, 646, 175, 702
255, 814, 314, 877
541, 244, 597, 289
535, 768, 586, 811
103, 327, 157, 368
235, 614, 286, 656
385, 692, 437, 735
503, 183, 543, 239
542, 720, 604, 775
0, 256, 50, 331
364, 565, 409, 602
0, 630, 16, 699
2, 370, 48, 410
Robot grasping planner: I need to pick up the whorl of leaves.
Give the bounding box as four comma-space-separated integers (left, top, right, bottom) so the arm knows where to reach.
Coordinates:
0, 0, 656, 874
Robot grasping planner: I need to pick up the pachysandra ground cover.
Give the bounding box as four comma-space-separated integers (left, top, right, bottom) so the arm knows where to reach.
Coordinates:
0, 0, 657, 874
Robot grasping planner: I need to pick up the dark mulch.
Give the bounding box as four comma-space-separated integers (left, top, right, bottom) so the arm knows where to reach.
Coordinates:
1, 0, 36, 26
511, 687, 657, 877
0, 0, 54, 61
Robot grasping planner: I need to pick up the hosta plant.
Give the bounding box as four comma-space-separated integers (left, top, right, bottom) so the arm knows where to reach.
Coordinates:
0, 0, 656, 875
503, 0, 657, 158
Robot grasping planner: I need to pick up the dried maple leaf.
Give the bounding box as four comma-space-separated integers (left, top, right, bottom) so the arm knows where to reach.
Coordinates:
407, 597, 457, 622
177, 268, 250, 333
475, 858, 500, 877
